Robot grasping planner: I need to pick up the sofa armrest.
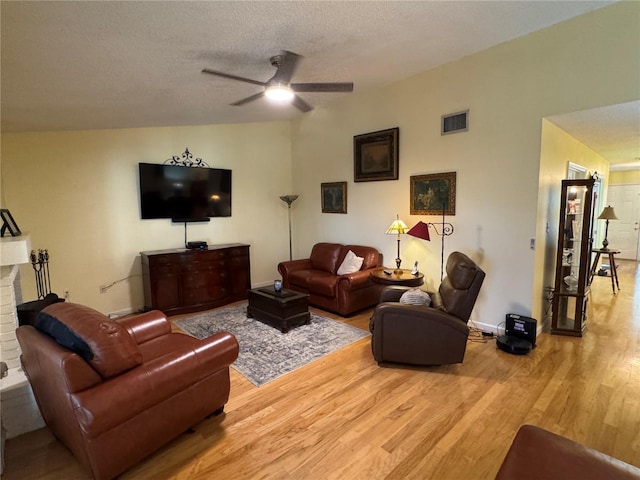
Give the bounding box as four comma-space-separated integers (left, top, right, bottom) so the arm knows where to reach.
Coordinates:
337, 268, 376, 290
71, 331, 239, 438
496, 424, 640, 480
278, 258, 312, 277
120, 310, 172, 345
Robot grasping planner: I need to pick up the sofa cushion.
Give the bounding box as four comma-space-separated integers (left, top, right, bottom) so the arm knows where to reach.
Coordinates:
337, 250, 364, 275
343, 245, 380, 270
43, 302, 143, 378
307, 273, 338, 297
32, 311, 94, 361
288, 269, 314, 288
309, 243, 342, 274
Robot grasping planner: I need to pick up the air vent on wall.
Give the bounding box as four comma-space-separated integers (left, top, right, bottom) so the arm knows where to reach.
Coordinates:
441, 110, 469, 135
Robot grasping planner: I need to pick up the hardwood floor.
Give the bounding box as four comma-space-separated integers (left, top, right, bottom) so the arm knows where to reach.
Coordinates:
4, 261, 640, 479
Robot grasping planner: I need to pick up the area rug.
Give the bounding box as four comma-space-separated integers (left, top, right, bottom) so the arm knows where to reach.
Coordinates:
174, 303, 370, 387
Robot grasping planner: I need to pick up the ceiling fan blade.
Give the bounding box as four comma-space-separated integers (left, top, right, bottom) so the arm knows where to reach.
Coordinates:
292, 94, 313, 113
291, 82, 354, 93
272, 50, 302, 84
202, 68, 266, 87
230, 91, 265, 106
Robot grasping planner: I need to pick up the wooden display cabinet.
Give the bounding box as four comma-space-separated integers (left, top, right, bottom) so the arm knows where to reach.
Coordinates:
551, 178, 595, 336
141, 243, 250, 315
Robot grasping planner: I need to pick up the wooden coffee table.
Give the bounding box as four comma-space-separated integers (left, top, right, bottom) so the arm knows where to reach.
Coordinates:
246, 286, 310, 333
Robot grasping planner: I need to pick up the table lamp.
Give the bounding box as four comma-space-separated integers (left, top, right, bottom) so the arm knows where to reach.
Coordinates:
597, 205, 618, 250
385, 214, 408, 272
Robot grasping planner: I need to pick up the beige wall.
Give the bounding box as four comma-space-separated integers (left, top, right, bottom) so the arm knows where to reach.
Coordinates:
2, 2, 638, 328
290, 2, 639, 330
533, 120, 610, 323
610, 170, 640, 185
1, 122, 292, 314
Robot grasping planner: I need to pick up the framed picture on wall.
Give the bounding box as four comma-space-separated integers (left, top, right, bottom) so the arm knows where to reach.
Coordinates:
353, 127, 399, 182
410, 172, 456, 216
321, 182, 347, 214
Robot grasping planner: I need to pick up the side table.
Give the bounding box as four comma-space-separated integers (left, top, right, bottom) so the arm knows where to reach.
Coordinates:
370, 268, 424, 287
589, 248, 620, 294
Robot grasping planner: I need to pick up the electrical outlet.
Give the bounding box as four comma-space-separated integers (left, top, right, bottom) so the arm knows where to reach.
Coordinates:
99, 285, 108, 294
63, 290, 70, 300
530, 238, 535, 250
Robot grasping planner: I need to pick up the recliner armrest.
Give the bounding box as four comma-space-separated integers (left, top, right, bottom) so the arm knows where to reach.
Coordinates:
379, 286, 410, 303
121, 310, 172, 345
371, 303, 469, 336
71, 331, 239, 438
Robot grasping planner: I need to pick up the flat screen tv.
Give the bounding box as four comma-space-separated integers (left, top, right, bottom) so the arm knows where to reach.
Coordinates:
139, 163, 232, 221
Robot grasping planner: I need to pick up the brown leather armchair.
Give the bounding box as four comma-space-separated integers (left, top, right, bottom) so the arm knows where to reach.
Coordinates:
16, 302, 239, 480
370, 251, 485, 366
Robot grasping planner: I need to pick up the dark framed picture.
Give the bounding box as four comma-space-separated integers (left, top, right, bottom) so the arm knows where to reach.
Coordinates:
353, 127, 399, 182
410, 172, 457, 216
321, 182, 347, 214
0, 209, 21, 237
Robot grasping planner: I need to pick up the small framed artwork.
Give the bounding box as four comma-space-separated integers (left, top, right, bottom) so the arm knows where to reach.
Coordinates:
321, 182, 347, 214
353, 127, 399, 182
410, 172, 457, 216
0, 209, 21, 237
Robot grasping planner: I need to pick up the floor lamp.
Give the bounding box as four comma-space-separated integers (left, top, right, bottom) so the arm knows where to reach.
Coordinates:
407, 205, 454, 281
279, 195, 299, 261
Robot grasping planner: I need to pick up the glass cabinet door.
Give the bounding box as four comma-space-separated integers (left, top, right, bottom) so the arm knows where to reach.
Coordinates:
551, 178, 595, 336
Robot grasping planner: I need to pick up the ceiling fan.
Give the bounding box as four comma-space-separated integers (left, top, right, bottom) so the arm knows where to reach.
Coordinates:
202, 50, 354, 112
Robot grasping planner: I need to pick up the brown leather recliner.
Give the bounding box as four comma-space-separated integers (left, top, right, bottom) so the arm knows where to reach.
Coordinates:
16, 302, 239, 480
370, 251, 485, 366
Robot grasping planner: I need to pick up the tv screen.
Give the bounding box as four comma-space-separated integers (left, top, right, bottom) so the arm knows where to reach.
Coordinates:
139, 163, 232, 220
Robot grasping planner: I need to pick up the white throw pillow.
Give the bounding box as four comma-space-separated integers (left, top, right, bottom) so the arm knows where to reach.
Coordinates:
337, 250, 365, 275
399, 288, 432, 306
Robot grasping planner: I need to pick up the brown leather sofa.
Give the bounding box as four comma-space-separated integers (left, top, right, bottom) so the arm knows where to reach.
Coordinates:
370, 251, 485, 366
16, 302, 239, 480
278, 242, 382, 316
496, 424, 640, 479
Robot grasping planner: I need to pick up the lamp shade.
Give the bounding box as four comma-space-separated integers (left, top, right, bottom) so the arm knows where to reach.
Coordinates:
279, 195, 299, 206
385, 215, 408, 235
598, 205, 618, 220
406, 221, 431, 241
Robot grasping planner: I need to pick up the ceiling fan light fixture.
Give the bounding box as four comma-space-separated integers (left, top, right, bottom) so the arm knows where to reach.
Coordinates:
264, 85, 294, 102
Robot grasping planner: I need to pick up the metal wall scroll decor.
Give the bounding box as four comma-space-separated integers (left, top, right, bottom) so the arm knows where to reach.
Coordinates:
164, 147, 210, 168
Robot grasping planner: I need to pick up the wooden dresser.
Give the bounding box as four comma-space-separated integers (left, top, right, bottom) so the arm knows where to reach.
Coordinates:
141, 243, 250, 315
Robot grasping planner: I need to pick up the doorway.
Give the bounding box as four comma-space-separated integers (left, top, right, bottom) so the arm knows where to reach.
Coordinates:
606, 184, 640, 261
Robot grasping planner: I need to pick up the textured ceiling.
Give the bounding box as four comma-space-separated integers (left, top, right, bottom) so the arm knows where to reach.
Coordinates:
2, 1, 636, 167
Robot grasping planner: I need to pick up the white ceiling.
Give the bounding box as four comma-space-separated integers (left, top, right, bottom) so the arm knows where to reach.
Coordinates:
2, 1, 637, 167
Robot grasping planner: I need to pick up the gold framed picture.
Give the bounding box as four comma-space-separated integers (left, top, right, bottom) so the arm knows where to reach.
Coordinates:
410, 172, 456, 216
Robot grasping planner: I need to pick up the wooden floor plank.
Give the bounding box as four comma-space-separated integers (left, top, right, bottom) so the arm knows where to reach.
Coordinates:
3, 260, 639, 479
